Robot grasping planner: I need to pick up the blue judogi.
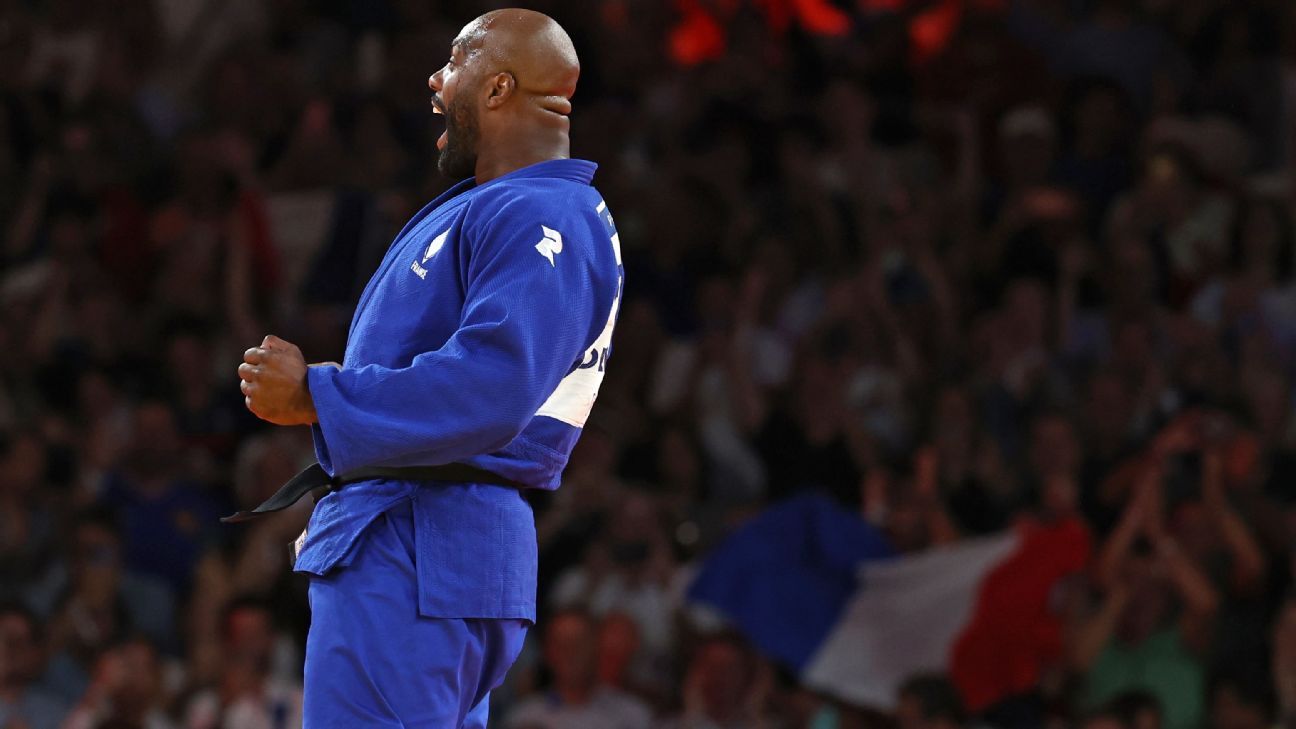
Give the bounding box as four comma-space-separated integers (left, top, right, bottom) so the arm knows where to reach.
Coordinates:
294, 159, 622, 727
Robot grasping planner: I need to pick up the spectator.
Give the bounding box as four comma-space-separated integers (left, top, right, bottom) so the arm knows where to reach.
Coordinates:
896, 674, 965, 729
504, 608, 652, 729
182, 427, 313, 688
39, 510, 172, 704
99, 400, 221, 594
61, 637, 175, 729
657, 633, 773, 729
0, 602, 69, 729
181, 598, 302, 729
1273, 596, 1296, 729
1080, 709, 1128, 729
0, 432, 57, 599
1070, 466, 1219, 729
1056, 79, 1135, 233
1104, 691, 1163, 729
550, 490, 678, 676
597, 611, 644, 696
1207, 669, 1275, 729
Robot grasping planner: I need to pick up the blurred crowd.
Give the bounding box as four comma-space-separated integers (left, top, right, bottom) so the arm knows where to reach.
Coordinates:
1, 0, 1296, 727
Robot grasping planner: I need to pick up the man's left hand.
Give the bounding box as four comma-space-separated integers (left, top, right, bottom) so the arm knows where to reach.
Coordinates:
239, 335, 319, 426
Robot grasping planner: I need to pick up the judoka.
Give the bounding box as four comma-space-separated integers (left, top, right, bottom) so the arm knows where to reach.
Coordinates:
234, 9, 623, 727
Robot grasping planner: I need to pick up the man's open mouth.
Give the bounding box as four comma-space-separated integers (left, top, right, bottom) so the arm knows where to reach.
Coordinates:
432, 96, 448, 150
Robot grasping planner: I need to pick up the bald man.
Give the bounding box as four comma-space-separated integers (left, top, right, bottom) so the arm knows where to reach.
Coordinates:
234, 10, 623, 727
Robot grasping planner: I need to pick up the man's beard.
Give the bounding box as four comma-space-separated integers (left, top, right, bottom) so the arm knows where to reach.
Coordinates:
437, 99, 480, 179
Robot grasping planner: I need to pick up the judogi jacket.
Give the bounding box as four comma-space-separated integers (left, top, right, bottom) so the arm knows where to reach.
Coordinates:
293, 159, 623, 622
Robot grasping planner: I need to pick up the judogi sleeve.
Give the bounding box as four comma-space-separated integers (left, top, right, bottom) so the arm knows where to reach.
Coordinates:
306, 194, 598, 476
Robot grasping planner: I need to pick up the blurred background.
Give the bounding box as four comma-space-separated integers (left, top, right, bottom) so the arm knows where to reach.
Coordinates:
1, 0, 1296, 727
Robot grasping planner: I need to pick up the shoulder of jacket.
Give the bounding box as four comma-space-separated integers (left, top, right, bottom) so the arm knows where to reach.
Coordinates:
469, 183, 595, 231
474, 178, 584, 208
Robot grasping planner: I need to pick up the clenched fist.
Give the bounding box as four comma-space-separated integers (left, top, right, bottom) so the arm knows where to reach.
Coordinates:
238, 335, 319, 426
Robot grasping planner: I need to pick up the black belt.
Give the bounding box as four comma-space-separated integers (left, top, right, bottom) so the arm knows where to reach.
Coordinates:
221, 462, 525, 523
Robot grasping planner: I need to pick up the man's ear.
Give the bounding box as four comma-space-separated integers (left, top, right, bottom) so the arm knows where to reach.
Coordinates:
485, 72, 516, 109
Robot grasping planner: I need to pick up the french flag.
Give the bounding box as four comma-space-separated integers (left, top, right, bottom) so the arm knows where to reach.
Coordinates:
687, 494, 1091, 712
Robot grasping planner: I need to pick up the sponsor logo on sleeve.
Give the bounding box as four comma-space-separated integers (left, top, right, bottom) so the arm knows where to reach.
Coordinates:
535, 225, 563, 266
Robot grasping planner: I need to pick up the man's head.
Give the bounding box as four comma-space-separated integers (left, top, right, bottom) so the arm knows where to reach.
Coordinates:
428, 9, 579, 180
596, 611, 640, 688
86, 637, 164, 719
126, 399, 182, 481
1029, 411, 1081, 480
0, 430, 45, 498
1208, 670, 1275, 729
0, 602, 45, 688
542, 608, 598, 696
221, 597, 276, 673
1106, 690, 1164, 729
896, 674, 965, 729
685, 633, 756, 721
70, 508, 124, 605
1029, 411, 1081, 516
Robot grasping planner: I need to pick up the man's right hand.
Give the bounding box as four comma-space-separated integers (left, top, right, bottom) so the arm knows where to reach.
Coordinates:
238, 335, 319, 426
